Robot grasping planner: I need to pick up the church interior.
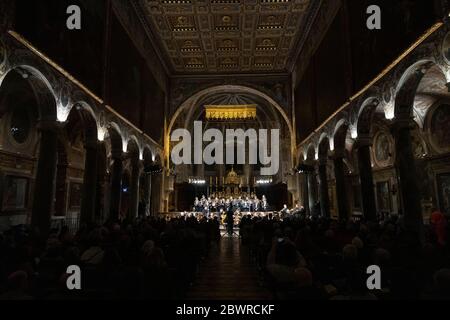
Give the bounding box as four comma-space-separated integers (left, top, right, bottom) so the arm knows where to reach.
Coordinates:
0, 0, 450, 301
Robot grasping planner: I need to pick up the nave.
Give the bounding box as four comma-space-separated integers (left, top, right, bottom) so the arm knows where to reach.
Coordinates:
187, 238, 271, 300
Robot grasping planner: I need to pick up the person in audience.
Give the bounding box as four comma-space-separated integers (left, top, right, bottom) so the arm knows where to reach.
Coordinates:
430, 208, 448, 246
0, 208, 449, 300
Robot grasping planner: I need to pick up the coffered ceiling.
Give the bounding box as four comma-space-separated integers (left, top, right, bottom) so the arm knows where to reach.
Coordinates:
136, 0, 315, 74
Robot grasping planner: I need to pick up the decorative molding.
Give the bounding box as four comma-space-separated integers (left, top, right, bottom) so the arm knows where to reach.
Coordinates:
205, 104, 257, 120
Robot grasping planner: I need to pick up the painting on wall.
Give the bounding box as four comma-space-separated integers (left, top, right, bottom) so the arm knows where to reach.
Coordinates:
437, 173, 450, 216
376, 181, 392, 213
430, 104, 450, 152
2, 176, 29, 210
69, 182, 82, 209
374, 132, 392, 166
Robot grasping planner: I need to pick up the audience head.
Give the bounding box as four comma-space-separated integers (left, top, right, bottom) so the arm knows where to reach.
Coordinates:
342, 244, 358, 262
294, 267, 313, 288
433, 269, 450, 297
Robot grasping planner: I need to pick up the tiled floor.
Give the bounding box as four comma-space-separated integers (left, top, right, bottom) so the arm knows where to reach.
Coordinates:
187, 237, 272, 300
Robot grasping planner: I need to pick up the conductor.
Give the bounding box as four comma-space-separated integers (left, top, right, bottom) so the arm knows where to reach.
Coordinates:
226, 207, 234, 236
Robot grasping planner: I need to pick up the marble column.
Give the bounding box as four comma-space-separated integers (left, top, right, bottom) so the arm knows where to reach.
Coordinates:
318, 159, 330, 218
80, 140, 99, 227
31, 121, 59, 235
391, 118, 424, 239
356, 137, 377, 222
333, 152, 349, 221
129, 159, 141, 219
109, 153, 123, 221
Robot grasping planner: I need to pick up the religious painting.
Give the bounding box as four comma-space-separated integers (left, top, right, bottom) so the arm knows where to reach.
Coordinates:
376, 181, 391, 213
69, 182, 82, 209
430, 104, 450, 153
2, 176, 28, 210
437, 173, 450, 216
374, 132, 392, 166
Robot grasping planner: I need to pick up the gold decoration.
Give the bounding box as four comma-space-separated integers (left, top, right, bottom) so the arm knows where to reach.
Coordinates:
225, 168, 240, 185
205, 105, 257, 120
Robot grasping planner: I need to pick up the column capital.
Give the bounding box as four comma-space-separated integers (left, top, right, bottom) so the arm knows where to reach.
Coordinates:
84, 139, 100, 150
389, 116, 416, 133
318, 157, 328, 166
331, 150, 346, 160
36, 120, 63, 133
354, 135, 373, 149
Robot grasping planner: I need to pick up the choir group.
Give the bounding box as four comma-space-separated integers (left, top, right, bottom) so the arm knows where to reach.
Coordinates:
193, 193, 269, 216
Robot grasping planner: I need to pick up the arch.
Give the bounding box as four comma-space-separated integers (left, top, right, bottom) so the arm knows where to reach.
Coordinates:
66, 101, 98, 144
142, 146, 153, 166
0, 66, 57, 120
306, 143, 316, 161
106, 122, 123, 157
126, 135, 141, 157
166, 85, 295, 165
412, 64, 448, 129
356, 96, 380, 137
394, 59, 440, 119
333, 119, 350, 153
318, 134, 330, 161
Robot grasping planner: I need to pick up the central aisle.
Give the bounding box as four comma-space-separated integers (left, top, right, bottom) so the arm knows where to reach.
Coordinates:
187, 237, 272, 300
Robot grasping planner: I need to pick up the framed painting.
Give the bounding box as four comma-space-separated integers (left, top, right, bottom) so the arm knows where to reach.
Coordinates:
2, 175, 29, 211
376, 181, 392, 212
69, 182, 83, 209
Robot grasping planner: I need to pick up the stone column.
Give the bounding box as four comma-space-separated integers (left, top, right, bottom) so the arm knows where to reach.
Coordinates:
307, 164, 318, 215
109, 153, 123, 221
31, 120, 59, 235
391, 118, 424, 239
332, 152, 349, 221
356, 137, 377, 222
80, 140, 99, 227
142, 172, 152, 216
95, 142, 106, 224
151, 172, 162, 216
129, 159, 142, 219
302, 173, 310, 215
318, 159, 330, 218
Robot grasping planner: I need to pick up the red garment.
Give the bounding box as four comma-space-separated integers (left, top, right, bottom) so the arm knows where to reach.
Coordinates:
430, 210, 448, 246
